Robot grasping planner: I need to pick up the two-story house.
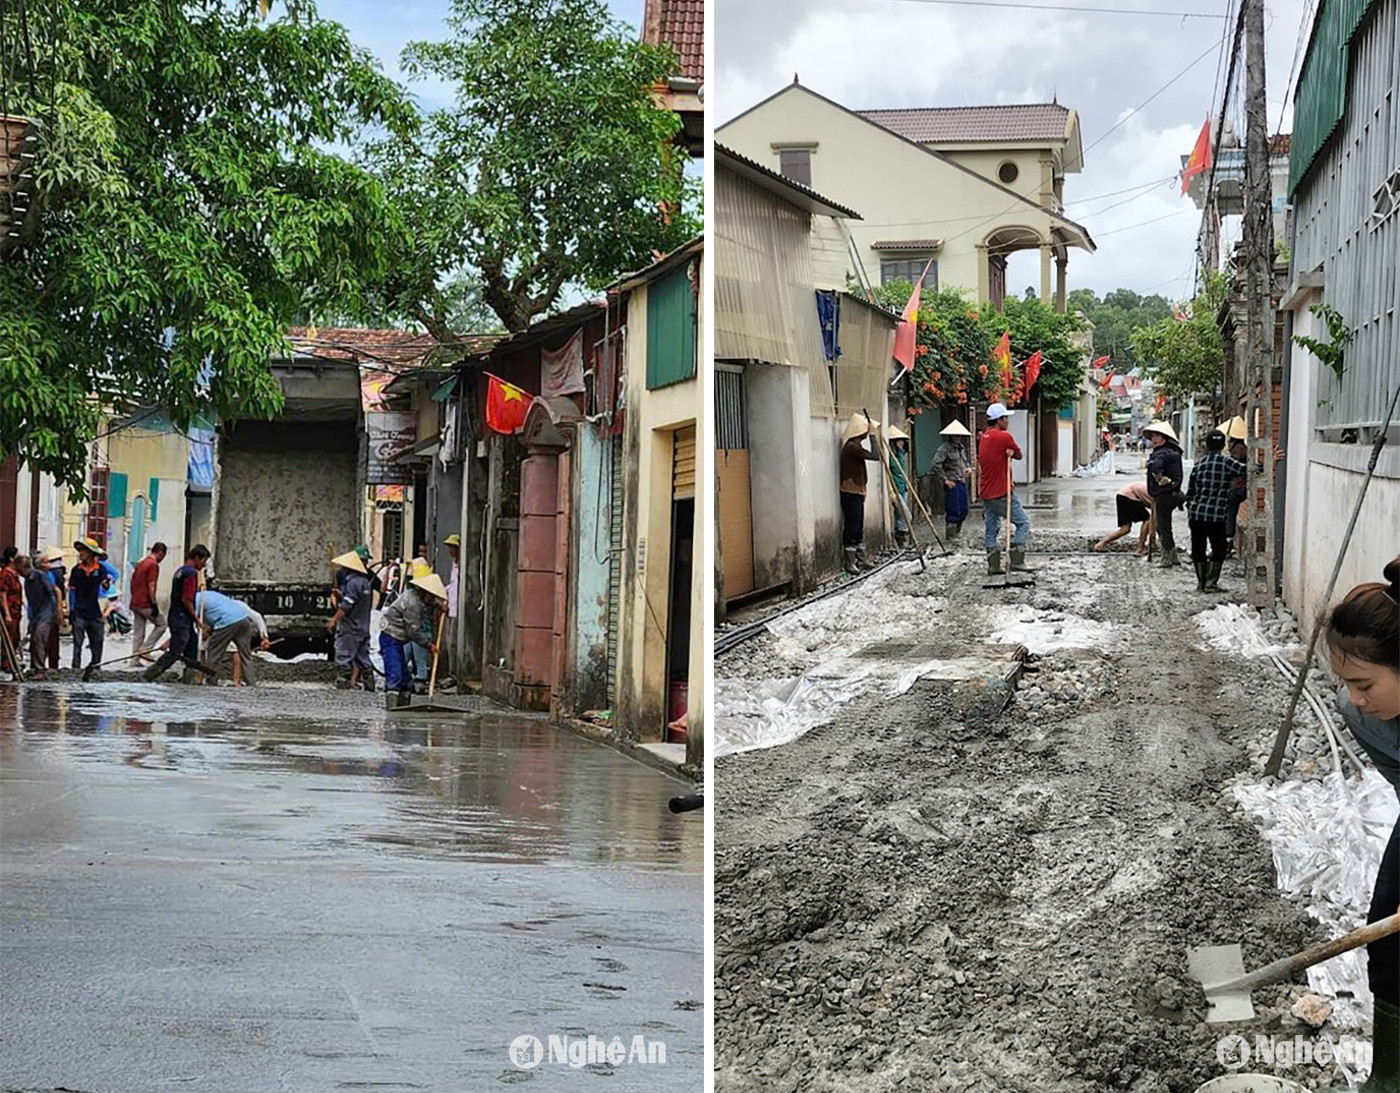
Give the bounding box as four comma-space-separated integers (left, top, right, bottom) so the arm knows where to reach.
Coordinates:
717, 81, 1096, 310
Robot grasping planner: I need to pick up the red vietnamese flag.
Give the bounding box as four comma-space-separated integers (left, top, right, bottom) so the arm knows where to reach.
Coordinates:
1155, 391, 1167, 414
892, 259, 934, 372
1092, 355, 1110, 368
1099, 370, 1116, 390
1022, 350, 1043, 394
485, 373, 531, 434
1181, 118, 1213, 195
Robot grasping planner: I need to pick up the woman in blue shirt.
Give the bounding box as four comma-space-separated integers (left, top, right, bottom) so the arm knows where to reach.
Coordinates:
1327, 556, 1400, 1091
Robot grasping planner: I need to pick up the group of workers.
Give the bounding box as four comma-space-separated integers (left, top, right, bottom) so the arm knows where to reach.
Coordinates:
0, 531, 461, 699
837, 401, 1032, 576
325, 535, 458, 699
1095, 415, 1277, 593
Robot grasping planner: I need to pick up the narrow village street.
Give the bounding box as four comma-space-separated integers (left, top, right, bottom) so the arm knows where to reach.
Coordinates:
0, 682, 703, 1092
714, 465, 1395, 1093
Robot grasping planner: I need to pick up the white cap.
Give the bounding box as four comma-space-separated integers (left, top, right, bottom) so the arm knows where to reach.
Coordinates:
986, 403, 1014, 421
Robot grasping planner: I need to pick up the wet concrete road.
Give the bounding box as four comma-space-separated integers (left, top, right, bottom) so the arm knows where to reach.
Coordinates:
0, 683, 702, 1092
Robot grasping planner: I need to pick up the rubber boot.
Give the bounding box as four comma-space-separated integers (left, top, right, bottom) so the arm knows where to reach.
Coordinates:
947, 522, 962, 540
1009, 548, 1034, 573
1360, 997, 1400, 1092
895, 530, 910, 549
843, 547, 860, 574
362, 670, 376, 693
987, 550, 1003, 576
1204, 560, 1223, 592
1193, 560, 1208, 591
1159, 547, 1180, 568
855, 546, 871, 571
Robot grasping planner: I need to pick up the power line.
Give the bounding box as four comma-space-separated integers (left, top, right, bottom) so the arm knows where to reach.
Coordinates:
1094, 208, 1193, 237
849, 175, 1177, 229
932, 36, 1221, 253
872, 0, 1224, 17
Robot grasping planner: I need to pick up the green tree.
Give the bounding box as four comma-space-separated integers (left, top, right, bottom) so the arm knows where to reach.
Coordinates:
1066, 286, 1173, 374
980, 296, 1085, 411
0, 0, 411, 491
365, 0, 697, 337
1130, 271, 1227, 397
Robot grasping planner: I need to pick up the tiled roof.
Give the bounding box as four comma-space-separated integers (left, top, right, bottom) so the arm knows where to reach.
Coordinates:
643, 0, 703, 81
1268, 133, 1291, 155
285, 327, 500, 369
871, 239, 944, 250
858, 103, 1071, 144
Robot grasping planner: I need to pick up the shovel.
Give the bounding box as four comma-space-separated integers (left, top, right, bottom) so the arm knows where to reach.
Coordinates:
1188, 910, 1400, 1022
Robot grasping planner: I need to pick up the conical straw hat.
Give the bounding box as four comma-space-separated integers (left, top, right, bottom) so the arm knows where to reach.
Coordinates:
1221, 415, 1247, 441
842, 412, 873, 443
331, 550, 367, 574
886, 423, 910, 442
1142, 420, 1180, 445
940, 420, 971, 437
411, 572, 449, 602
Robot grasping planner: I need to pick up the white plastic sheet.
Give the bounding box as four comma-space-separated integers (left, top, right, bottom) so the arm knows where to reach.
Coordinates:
1233, 771, 1399, 1025
1195, 602, 1296, 658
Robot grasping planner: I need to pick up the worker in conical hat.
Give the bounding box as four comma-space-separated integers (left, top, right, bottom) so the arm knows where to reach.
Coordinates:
379, 572, 448, 700
884, 424, 913, 549
839, 413, 880, 573
1143, 421, 1184, 568
934, 419, 973, 540
328, 550, 374, 692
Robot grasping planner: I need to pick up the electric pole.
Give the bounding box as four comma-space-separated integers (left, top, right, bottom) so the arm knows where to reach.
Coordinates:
1241, 0, 1275, 609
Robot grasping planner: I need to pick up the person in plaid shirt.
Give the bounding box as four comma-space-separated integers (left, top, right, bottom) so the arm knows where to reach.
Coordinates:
1185, 429, 1247, 592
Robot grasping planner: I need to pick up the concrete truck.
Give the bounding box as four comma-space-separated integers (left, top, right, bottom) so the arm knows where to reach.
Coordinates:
209, 358, 365, 656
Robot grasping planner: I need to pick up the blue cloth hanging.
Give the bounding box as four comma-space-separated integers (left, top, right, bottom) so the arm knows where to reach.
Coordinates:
815, 290, 841, 362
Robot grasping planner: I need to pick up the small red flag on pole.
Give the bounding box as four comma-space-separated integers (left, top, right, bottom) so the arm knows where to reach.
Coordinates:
1181, 117, 1213, 195
892, 258, 934, 373
1022, 350, 1043, 394
485, 373, 532, 434
1092, 354, 1110, 368
1099, 370, 1116, 391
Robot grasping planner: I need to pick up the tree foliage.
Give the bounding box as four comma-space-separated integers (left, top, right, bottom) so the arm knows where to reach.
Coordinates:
1065, 287, 1173, 374
364, 0, 698, 336
0, 0, 411, 491
1130, 271, 1227, 398
869, 282, 1086, 412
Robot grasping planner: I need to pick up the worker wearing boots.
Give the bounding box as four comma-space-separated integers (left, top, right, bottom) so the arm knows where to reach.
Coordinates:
886, 425, 912, 549
839, 413, 879, 574
327, 550, 375, 691
1184, 428, 1246, 592
978, 403, 1031, 575
1327, 557, 1400, 1092
934, 420, 972, 541
1143, 421, 1184, 568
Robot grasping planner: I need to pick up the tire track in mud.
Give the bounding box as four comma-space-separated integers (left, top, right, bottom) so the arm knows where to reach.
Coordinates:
716, 551, 1325, 1093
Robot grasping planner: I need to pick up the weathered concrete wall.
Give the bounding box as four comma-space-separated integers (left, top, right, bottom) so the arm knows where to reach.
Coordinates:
746, 364, 809, 593
214, 421, 360, 585
564, 423, 613, 714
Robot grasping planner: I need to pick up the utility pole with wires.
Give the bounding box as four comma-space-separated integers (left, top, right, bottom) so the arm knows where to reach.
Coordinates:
1241, 0, 1276, 609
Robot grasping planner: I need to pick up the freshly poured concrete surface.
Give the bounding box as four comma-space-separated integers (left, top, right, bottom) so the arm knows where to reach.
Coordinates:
0, 684, 702, 1092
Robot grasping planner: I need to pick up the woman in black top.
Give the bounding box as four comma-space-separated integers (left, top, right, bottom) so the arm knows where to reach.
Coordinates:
1143, 421, 1184, 568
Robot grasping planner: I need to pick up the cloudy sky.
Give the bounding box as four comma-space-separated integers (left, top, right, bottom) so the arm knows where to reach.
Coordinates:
715, 0, 1311, 301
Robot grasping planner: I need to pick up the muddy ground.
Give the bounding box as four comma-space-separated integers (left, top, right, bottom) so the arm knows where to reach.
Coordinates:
715, 523, 1358, 1092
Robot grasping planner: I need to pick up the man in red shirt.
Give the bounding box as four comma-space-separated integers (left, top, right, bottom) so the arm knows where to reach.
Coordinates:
130, 542, 168, 659
978, 402, 1032, 575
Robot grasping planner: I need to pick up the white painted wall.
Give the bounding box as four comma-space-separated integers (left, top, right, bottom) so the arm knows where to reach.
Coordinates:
1281, 290, 1400, 630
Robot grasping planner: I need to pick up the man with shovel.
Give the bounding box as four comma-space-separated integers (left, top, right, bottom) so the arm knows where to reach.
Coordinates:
839, 413, 880, 573
142, 544, 209, 683
327, 550, 375, 692
978, 403, 1032, 575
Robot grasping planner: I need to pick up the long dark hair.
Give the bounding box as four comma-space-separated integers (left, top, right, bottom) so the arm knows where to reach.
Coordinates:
1327, 556, 1400, 671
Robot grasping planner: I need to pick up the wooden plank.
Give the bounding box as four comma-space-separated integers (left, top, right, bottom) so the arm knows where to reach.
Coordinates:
717, 448, 754, 599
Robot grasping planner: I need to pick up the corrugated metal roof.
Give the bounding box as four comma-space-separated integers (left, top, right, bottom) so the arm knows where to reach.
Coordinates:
871, 239, 944, 250
715, 143, 864, 219
858, 103, 1071, 144
286, 327, 500, 368
643, 0, 703, 81
1289, 0, 1379, 194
